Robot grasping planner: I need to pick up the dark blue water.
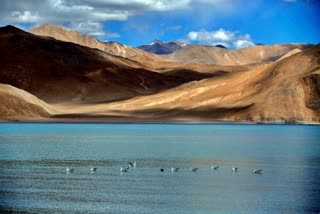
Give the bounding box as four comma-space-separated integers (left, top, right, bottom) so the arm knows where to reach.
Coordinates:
0, 123, 320, 213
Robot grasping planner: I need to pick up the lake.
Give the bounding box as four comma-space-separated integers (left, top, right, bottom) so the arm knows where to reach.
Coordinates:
0, 123, 320, 213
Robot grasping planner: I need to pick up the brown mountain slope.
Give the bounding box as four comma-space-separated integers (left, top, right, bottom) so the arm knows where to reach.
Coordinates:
167, 44, 311, 65
0, 25, 189, 104
0, 84, 54, 120
91, 45, 320, 123
29, 24, 163, 61
27, 24, 269, 74
276, 48, 302, 61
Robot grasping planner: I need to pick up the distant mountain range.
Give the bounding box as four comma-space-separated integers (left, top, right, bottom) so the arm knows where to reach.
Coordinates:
137, 39, 228, 55
0, 24, 319, 124
166, 43, 311, 65
29, 24, 163, 62
28, 24, 312, 65
137, 39, 185, 54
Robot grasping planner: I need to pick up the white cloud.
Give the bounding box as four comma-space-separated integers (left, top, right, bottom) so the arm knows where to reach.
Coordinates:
105, 32, 120, 38
10, 11, 41, 23
145, 0, 190, 11
0, 0, 239, 36
69, 21, 103, 35
188, 32, 198, 40
233, 39, 254, 49
185, 29, 254, 49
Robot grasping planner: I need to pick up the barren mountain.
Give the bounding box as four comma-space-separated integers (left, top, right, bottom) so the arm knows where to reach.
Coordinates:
276, 48, 302, 61
29, 24, 307, 68
29, 24, 163, 61
167, 44, 312, 65
0, 84, 54, 120
96, 45, 320, 123
0, 25, 190, 103
138, 39, 184, 54
1, 25, 319, 123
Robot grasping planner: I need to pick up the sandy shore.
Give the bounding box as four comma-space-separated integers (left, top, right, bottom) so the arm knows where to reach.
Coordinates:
0, 114, 256, 124
1, 115, 319, 125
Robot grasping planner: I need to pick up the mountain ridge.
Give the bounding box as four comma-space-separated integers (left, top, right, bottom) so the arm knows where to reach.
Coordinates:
138, 39, 184, 54
0, 25, 188, 103
100, 45, 320, 123
0, 83, 54, 120
166, 43, 312, 65
29, 24, 163, 62
28, 24, 312, 66
0, 25, 319, 123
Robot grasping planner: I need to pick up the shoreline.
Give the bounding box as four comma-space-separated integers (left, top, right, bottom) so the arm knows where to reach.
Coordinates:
0, 117, 319, 125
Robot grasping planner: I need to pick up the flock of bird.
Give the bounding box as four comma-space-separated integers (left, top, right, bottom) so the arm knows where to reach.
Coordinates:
66, 161, 263, 174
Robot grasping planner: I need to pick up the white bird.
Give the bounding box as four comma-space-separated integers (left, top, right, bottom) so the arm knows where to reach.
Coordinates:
252, 169, 263, 174
120, 167, 130, 173
90, 167, 97, 173
128, 161, 136, 168
171, 167, 179, 172
66, 167, 74, 173
211, 166, 219, 170
189, 167, 199, 172
232, 167, 238, 172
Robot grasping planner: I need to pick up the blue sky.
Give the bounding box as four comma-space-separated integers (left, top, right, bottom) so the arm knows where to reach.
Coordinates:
0, 0, 319, 48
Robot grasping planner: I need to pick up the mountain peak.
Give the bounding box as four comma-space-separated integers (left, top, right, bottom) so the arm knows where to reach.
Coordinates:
171, 40, 184, 45
41, 23, 62, 28
31, 24, 73, 33
0, 25, 24, 34
139, 39, 185, 55
215, 44, 227, 49
28, 23, 161, 60
152, 39, 163, 44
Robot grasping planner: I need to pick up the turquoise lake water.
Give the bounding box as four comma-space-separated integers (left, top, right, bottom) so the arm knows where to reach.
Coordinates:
0, 123, 320, 213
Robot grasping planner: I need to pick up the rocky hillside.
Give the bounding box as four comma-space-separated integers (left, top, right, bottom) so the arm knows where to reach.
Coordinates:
167, 44, 312, 65
0, 26, 184, 103
1, 24, 319, 123
0, 84, 54, 120
103, 45, 320, 123
29, 24, 163, 61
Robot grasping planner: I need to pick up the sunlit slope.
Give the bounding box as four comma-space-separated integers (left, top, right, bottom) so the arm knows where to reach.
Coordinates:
105, 45, 320, 123
0, 83, 55, 119
167, 44, 311, 65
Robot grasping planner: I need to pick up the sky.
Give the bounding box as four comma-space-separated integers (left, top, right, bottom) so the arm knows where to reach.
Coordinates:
0, 0, 319, 49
